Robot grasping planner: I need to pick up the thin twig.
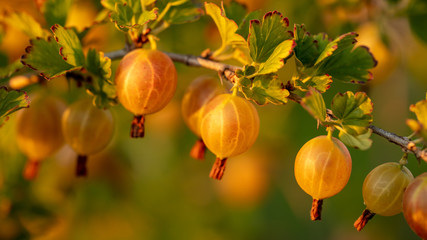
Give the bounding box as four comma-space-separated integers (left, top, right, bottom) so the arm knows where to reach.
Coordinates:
369, 125, 427, 162
104, 49, 127, 60
105, 49, 241, 81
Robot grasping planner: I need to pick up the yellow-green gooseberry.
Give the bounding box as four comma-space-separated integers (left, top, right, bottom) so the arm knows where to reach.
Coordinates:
61, 99, 114, 176
354, 162, 414, 231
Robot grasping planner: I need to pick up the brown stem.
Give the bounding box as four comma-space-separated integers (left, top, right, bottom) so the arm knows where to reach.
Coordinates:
131, 115, 145, 138
190, 138, 207, 160
163, 52, 240, 82
76, 155, 88, 177
104, 49, 241, 82
354, 209, 376, 231
311, 198, 323, 221
209, 157, 227, 180
23, 160, 40, 180
368, 125, 427, 163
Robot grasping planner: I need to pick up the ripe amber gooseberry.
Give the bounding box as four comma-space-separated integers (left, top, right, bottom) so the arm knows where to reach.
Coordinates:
200, 93, 259, 180
294, 135, 352, 220
115, 49, 177, 138
181, 76, 224, 160
62, 99, 114, 176
403, 172, 427, 239
354, 162, 414, 231
16, 94, 66, 180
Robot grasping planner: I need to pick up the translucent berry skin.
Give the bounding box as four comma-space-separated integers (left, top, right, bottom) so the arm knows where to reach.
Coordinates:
362, 162, 414, 216
181, 76, 223, 136
403, 172, 427, 239
294, 136, 352, 200
61, 99, 114, 156
16, 95, 66, 161
200, 94, 259, 159
115, 49, 177, 116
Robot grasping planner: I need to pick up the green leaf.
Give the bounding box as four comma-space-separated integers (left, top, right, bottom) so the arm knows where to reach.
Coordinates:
85, 49, 112, 82
407, 0, 427, 43
243, 65, 256, 76
294, 74, 332, 93
314, 32, 377, 84
138, 8, 158, 25
85, 77, 117, 108
0, 87, 29, 127
160, 1, 202, 24
205, 2, 249, 62
407, 94, 427, 142
293, 24, 329, 67
110, 2, 135, 31
21, 37, 80, 79
0, 60, 24, 81
256, 39, 295, 75
154, 0, 201, 25
224, 1, 247, 25
236, 10, 262, 40
301, 87, 326, 121
338, 129, 372, 150
330, 91, 373, 150
248, 11, 291, 63
314, 33, 356, 66
51, 24, 85, 67
84, 49, 115, 108
331, 91, 373, 135
91, 86, 117, 108
294, 27, 377, 84
239, 74, 289, 105
44, 0, 72, 27
4, 12, 49, 39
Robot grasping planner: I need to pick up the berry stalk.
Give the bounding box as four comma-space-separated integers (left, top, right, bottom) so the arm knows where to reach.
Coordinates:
76, 155, 88, 177
190, 138, 206, 160
210, 157, 227, 180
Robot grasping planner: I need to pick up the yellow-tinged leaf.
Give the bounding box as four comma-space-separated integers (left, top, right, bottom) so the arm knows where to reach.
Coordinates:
408, 95, 427, 142
205, 2, 249, 62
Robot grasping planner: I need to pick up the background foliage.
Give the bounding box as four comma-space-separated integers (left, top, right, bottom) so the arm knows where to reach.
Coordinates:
0, 0, 426, 239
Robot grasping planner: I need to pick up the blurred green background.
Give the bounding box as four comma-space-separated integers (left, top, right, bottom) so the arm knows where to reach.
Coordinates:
1, 0, 426, 239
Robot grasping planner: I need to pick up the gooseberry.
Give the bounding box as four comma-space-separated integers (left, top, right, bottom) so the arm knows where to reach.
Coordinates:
354, 162, 414, 231
200, 93, 259, 180
294, 135, 352, 220
181, 76, 223, 160
403, 172, 427, 239
16, 94, 66, 180
115, 49, 177, 138
61, 99, 114, 176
